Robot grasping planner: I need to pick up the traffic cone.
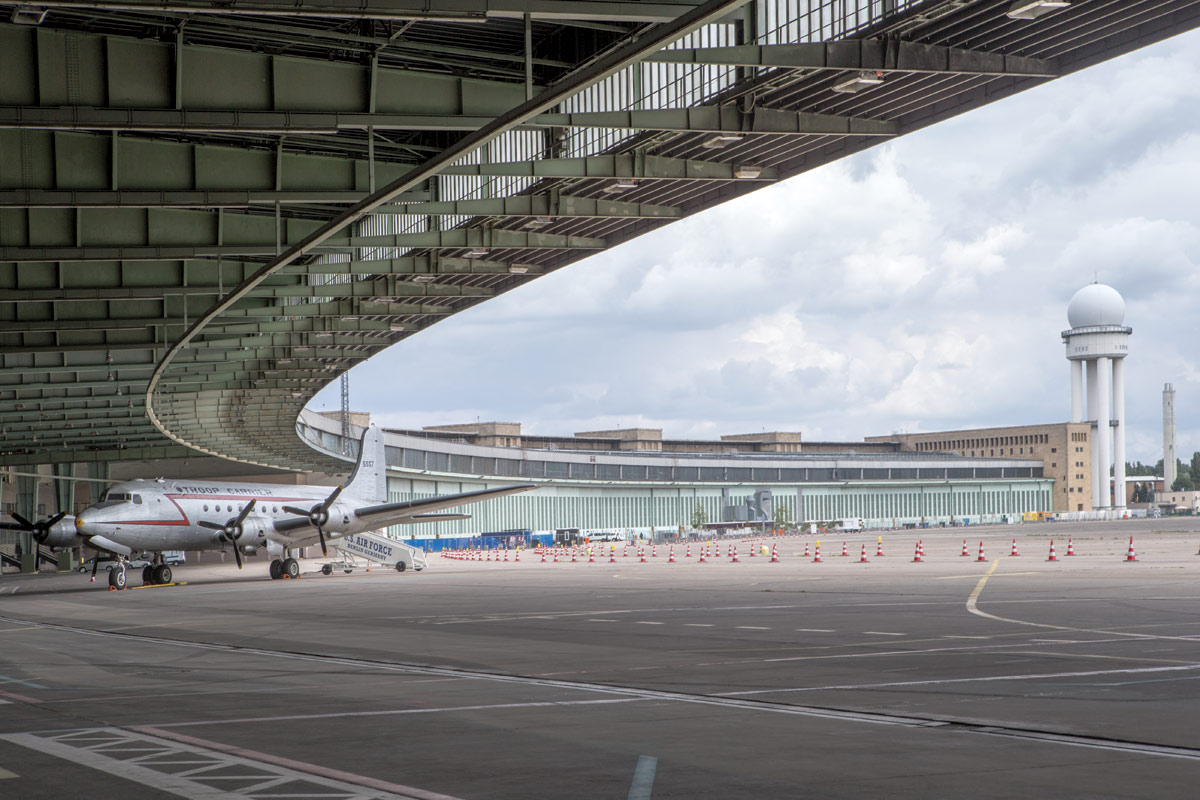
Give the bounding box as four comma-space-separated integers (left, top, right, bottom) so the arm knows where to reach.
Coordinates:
731, 545, 739, 563
976, 541, 987, 562
515, 549, 520, 562
1047, 540, 1057, 562
912, 541, 923, 563
715, 543, 722, 558
504, 548, 509, 562
588, 549, 596, 564
640, 548, 647, 563
813, 543, 822, 563
841, 541, 848, 557
1124, 536, 1137, 562
652, 545, 657, 558
668, 546, 676, 563
571, 549, 578, 563
770, 543, 779, 563
1066, 538, 1076, 556
540, 551, 546, 563
749, 541, 756, 557
623, 546, 629, 557
919, 540, 925, 558
960, 539, 969, 557
858, 543, 869, 563
699, 547, 707, 564
875, 537, 884, 557
486, 550, 492, 562
553, 550, 559, 563
686, 544, 692, 558
1010, 539, 1020, 557
803, 541, 811, 558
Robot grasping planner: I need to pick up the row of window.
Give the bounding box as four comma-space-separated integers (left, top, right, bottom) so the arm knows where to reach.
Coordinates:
381, 446, 1041, 483
914, 432, 1050, 452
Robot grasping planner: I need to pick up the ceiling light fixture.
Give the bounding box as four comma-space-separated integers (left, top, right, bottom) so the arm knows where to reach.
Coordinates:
523, 216, 553, 229
11, 5, 48, 25
702, 133, 744, 148
508, 265, 530, 274
1006, 0, 1070, 20
465, 248, 488, 258
832, 70, 885, 94
411, 274, 438, 283
733, 165, 763, 179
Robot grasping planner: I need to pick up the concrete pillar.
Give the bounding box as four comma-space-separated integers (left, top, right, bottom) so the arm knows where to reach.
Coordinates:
1086, 359, 1099, 508
1070, 360, 1084, 423
1096, 357, 1112, 509
16, 474, 38, 573
1112, 358, 1126, 510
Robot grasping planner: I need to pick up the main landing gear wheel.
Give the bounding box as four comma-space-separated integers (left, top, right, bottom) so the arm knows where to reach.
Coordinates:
154, 564, 172, 585
282, 557, 300, 579
321, 563, 333, 576
395, 562, 406, 573
142, 565, 155, 585
109, 565, 127, 590
269, 559, 283, 580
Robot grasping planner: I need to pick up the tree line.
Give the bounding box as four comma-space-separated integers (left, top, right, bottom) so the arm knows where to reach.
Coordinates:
1124, 452, 1200, 492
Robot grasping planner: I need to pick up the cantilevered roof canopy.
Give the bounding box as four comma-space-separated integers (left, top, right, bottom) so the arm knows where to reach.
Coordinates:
2, 0, 1197, 470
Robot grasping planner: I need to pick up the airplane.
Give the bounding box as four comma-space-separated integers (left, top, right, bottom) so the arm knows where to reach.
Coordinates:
3, 426, 534, 590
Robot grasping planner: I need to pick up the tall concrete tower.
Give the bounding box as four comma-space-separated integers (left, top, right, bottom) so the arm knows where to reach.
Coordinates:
1062, 283, 1131, 510
1164, 383, 1177, 489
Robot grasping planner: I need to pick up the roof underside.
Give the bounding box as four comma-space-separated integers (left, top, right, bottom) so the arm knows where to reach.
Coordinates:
2, 0, 1197, 471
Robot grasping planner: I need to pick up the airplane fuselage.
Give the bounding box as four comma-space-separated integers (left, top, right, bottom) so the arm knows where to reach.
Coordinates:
75, 478, 358, 554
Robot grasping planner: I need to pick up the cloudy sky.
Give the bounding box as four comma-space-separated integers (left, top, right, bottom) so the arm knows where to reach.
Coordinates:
313, 27, 1200, 465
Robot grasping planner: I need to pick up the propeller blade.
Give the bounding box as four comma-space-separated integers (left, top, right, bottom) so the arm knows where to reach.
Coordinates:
316, 525, 327, 556
91, 554, 99, 580
234, 499, 257, 525
232, 544, 243, 569
320, 485, 343, 511
197, 520, 224, 530
10, 512, 33, 530
44, 511, 67, 528
281, 506, 309, 517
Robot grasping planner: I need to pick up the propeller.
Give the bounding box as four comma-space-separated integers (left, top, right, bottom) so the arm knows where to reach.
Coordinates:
197, 499, 257, 569
282, 485, 343, 556
4, 511, 68, 543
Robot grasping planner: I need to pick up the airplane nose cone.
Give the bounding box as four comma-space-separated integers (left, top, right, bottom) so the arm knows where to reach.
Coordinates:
75, 511, 101, 537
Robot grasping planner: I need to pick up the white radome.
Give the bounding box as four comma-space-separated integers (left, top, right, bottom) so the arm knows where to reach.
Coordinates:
1067, 282, 1125, 328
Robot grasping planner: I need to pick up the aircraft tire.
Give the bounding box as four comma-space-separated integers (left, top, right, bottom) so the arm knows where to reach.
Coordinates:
321, 564, 333, 575
283, 558, 300, 579
110, 567, 127, 590
395, 562, 406, 573
142, 565, 155, 585
269, 559, 283, 580
155, 564, 172, 584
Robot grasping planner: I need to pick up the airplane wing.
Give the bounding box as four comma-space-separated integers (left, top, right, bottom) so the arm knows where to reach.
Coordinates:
354, 484, 536, 527
268, 484, 534, 537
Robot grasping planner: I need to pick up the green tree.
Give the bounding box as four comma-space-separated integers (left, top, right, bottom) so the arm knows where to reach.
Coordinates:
772, 503, 791, 529
690, 502, 708, 529
1172, 473, 1196, 492
1191, 452, 1200, 485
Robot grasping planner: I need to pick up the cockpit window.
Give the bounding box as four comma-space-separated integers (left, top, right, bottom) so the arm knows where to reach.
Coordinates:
132, 494, 143, 505
102, 492, 131, 503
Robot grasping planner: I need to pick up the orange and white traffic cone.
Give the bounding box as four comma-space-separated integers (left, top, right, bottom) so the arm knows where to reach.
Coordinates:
515, 549, 520, 562
976, 541, 987, 562
731, 545, 739, 563
770, 543, 779, 563
1010, 539, 1020, 557
553, 550, 559, 563
1124, 536, 1137, 562
841, 541, 848, 557
640, 548, 647, 563
504, 548, 510, 562
1066, 538, 1076, 556
813, 543, 822, 563
668, 546, 676, 563
540, 551, 546, 563
919, 540, 925, 558
715, 543, 722, 558
571, 549, 578, 563
652, 545, 657, 558
960, 539, 969, 557
1047, 540, 1057, 562
588, 549, 595, 564
699, 547, 707, 564
858, 543, 869, 563
912, 541, 923, 563
875, 537, 884, 557
686, 543, 692, 558
803, 541, 811, 558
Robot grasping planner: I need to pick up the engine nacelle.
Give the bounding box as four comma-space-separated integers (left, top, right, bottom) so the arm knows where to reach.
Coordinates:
42, 516, 86, 550
323, 500, 355, 533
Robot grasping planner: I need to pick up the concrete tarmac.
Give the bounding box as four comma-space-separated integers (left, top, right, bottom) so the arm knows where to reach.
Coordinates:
3, 517, 1200, 798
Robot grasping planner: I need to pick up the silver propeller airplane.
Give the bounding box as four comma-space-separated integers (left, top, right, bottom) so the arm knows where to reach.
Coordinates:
4, 426, 533, 590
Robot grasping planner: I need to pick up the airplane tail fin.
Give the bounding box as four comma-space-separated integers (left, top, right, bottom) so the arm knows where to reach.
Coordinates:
345, 425, 387, 502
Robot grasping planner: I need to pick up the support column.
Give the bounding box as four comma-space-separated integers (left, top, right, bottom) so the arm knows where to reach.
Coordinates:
1070, 359, 1084, 422
1096, 357, 1112, 509
1086, 359, 1099, 508
1112, 358, 1127, 510
16, 473, 38, 573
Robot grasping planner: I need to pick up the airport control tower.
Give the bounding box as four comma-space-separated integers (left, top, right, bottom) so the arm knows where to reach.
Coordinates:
1063, 283, 1132, 510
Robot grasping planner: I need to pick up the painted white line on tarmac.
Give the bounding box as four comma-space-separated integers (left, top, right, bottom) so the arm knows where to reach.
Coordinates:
736, 626, 771, 630
719, 663, 1200, 696
863, 632, 906, 636
797, 628, 835, 633
627, 754, 658, 800
684, 624, 713, 627
635, 621, 664, 625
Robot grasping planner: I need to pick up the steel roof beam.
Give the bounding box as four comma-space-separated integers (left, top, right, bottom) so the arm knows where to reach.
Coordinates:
298, 253, 540, 276
646, 40, 1060, 78
4, 279, 496, 301
0, 190, 428, 208
443, 153, 777, 181
380, 193, 681, 219
532, 106, 896, 136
